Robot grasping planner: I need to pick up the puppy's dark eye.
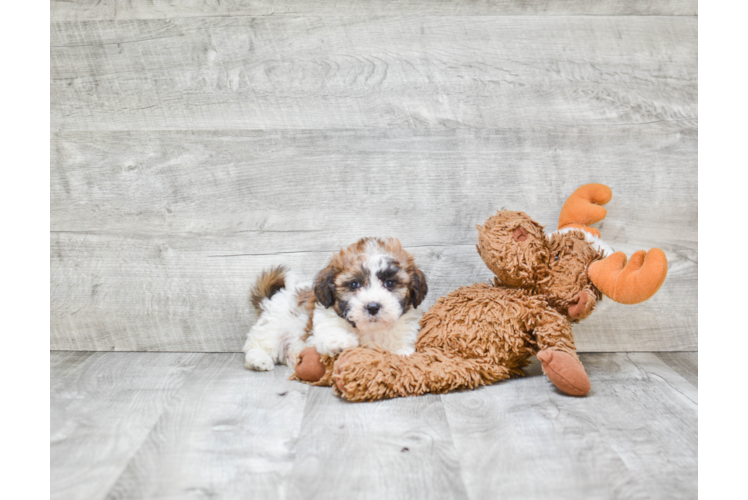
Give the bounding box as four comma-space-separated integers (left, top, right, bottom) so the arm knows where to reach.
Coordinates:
349, 281, 361, 290
554, 254, 559, 261
385, 280, 396, 289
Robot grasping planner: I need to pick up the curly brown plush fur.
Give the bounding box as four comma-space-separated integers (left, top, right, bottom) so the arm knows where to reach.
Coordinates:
332, 213, 595, 401
294, 185, 668, 401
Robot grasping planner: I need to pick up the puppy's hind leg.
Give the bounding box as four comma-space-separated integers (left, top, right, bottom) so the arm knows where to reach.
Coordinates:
244, 265, 289, 371
243, 321, 279, 371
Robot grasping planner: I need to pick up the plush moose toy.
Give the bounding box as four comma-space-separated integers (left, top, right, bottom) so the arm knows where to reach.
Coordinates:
294, 184, 668, 401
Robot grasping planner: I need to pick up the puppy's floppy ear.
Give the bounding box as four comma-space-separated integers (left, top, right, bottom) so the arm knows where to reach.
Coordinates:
313, 265, 337, 308
409, 266, 428, 308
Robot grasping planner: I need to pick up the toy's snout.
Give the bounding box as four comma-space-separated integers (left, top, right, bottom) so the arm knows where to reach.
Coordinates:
568, 291, 596, 320
512, 227, 529, 242
568, 291, 588, 319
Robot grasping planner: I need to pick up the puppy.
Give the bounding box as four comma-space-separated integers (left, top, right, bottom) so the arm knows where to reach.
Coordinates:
243, 237, 428, 371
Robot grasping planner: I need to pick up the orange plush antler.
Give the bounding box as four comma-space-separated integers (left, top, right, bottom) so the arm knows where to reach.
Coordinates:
588, 249, 668, 304
558, 184, 613, 238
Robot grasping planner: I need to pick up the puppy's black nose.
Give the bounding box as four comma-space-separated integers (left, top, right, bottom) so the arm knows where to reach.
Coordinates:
366, 303, 381, 315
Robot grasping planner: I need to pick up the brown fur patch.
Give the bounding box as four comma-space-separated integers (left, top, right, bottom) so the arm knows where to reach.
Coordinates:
312, 237, 427, 315
295, 287, 316, 340
478, 215, 605, 320
316, 186, 666, 402
540, 230, 605, 320
249, 265, 287, 312
477, 211, 549, 288
327, 211, 610, 401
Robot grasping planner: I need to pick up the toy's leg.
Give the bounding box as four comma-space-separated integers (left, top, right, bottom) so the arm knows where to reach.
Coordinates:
532, 309, 590, 396
532, 309, 577, 355
292, 347, 337, 386
333, 347, 513, 402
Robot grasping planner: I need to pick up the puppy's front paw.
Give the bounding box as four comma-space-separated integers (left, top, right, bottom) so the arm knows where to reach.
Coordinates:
394, 345, 416, 356
314, 335, 358, 357
245, 349, 275, 371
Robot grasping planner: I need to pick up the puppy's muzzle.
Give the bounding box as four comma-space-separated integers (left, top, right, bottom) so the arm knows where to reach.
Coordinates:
365, 302, 382, 316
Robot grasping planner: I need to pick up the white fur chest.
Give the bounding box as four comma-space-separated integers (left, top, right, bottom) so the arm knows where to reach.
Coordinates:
311, 304, 421, 356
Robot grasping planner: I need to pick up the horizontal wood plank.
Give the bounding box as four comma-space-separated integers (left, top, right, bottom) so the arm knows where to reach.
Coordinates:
51, 0, 698, 21
51, 127, 696, 249
51, 127, 696, 352
51, 16, 696, 131
50, 231, 696, 352
50, 8, 697, 354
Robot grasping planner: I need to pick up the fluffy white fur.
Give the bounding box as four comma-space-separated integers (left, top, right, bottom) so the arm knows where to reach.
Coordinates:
340, 252, 404, 333
310, 304, 420, 357
243, 245, 422, 371
243, 273, 309, 370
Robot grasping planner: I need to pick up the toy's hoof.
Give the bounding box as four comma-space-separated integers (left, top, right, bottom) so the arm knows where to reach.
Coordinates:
295, 347, 326, 382
537, 350, 591, 396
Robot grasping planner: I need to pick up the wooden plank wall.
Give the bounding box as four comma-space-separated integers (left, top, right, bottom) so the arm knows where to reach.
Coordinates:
51, 1, 697, 352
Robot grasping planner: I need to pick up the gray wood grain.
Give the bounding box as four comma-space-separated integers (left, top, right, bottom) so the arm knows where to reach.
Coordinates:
628, 352, 696, 404
51, 0, 698, 21
103, 353, 308, 500
50, 351, 203, 500
50, 232, 696, 352
50, 352, 697, 500
657, 351, 698, 388
286, 388, 468, 500
51, 127, 696, 248
443, 352, 697, 500
50, 126, 696, 352
50, 5, 697, 354
51, 16, 696, 131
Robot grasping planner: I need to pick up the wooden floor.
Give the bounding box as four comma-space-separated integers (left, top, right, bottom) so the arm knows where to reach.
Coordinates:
51, 351, 697, 500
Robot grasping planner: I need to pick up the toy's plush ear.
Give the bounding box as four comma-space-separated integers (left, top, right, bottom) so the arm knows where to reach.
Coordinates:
408, 266, 428, 309
512, 227, 529, 242
588, 249, 668, 304
313, 265, 337, 308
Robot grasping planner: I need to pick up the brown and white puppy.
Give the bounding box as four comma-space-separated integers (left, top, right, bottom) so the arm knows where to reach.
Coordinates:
243, 237, 428, 371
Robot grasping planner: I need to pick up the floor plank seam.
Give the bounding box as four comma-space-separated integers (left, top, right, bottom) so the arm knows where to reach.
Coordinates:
436, 393, 473, 500
625, 353, 698, 405
96, 353, 207, 500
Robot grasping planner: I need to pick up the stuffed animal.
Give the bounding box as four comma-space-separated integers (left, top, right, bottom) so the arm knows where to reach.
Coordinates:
294, 184, 668, 401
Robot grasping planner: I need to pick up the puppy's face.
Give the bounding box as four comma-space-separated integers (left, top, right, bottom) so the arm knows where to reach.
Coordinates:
314, 238, 427, 332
